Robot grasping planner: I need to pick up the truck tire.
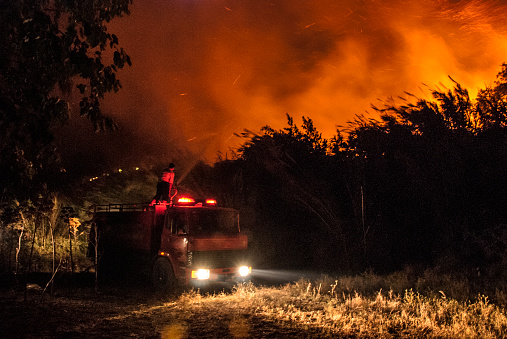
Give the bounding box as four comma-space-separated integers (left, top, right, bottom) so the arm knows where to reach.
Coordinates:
152, 257, 177, 293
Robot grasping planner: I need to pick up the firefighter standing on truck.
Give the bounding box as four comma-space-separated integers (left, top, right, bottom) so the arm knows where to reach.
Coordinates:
152, 163, 175, 204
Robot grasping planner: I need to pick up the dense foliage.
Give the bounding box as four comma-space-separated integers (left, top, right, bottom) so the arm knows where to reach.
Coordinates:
0, 0, 132, 202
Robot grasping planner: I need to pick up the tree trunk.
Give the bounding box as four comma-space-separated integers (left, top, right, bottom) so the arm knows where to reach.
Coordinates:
69, 230, 74, 274
28, 219, 38, 273
48, 195, 61, 297
94, 221, 99, 293
51, 229, 55, 296
15, 211, 27, 278
15, 224, 24, 277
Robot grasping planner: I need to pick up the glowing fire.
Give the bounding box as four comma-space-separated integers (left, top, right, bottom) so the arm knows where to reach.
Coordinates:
99, 0, 507, 161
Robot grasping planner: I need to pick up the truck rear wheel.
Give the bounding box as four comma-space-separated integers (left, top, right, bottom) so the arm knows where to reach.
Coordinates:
152, 257, 177, 293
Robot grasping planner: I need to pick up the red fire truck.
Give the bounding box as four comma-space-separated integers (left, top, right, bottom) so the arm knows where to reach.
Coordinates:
89, 197, 251, 291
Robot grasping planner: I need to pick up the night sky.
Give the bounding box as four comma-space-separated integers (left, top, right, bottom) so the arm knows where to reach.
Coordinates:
57, 0, 507, 175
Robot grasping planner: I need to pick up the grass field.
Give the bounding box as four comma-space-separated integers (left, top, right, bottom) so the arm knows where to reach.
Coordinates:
167, 271, 507, 338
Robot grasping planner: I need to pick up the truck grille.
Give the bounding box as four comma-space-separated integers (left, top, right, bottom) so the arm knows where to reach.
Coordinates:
187, 250, 248, 269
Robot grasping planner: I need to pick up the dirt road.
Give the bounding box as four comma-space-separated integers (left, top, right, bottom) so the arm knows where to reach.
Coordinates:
0, 282, 327, 338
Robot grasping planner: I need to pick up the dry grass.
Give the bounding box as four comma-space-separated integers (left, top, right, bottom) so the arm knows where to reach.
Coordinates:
2, 270, 507, 337
170, 275, 507, 338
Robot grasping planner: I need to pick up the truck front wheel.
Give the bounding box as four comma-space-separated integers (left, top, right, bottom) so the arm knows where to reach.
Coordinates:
152, 257, 177, 293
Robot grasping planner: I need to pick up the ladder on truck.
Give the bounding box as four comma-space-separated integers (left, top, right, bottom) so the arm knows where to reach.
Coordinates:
94, 203, 154, 213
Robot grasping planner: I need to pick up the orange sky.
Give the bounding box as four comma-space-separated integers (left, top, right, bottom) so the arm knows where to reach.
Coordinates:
61, 0, 507, 170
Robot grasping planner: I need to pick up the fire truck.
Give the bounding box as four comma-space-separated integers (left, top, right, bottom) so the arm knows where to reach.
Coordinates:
88, 197, 251, 291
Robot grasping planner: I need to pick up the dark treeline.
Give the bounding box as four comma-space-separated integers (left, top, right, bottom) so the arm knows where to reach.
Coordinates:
182, 66, 507, 277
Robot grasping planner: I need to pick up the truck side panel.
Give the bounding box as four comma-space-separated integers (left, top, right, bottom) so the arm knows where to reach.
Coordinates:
95, 211, 156, 254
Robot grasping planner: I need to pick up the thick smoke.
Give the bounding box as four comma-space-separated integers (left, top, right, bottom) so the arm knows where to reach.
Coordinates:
59, 0, 507, 172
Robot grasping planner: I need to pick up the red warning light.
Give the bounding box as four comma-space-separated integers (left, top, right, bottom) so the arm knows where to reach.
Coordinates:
205, 199, 217, 206
177, 197, 195, 205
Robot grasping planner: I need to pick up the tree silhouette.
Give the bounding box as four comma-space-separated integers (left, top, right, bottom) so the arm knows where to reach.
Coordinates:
0, 0, 132, 202
476, 63, 507, 129
341, 69, 507, 272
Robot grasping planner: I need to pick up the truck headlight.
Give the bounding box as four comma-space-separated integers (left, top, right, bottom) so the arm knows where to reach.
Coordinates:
191, 269, 210, 280
238, 266, 252, 277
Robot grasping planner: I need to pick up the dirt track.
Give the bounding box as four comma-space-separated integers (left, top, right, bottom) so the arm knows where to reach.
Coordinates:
0, 281, 328, 338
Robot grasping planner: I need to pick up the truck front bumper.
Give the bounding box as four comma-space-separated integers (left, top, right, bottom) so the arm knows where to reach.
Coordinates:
187, 266, 252, 285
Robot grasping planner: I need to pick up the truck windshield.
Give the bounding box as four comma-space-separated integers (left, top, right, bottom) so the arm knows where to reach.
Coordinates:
188, 209, 239, 236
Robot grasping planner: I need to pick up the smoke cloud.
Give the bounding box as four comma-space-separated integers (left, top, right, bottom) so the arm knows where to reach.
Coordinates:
59, 0, 507, 172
